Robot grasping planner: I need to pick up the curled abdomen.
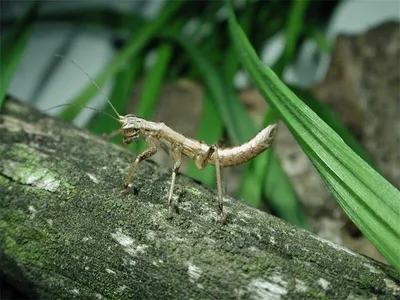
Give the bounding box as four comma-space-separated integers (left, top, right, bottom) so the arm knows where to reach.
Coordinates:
212, 124, 277, 167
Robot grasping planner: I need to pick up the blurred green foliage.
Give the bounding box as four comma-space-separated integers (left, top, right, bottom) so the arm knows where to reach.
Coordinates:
0, 1, 39, 108
0, 0, 357, 227
3, 0, 399, 270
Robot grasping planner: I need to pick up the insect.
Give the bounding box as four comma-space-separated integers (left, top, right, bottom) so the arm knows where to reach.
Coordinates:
54, 55, 277, 224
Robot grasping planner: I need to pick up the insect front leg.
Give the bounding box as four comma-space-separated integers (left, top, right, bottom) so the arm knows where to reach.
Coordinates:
195, 145, 227, 224
122, 137, 157, 193
167, 146, 182, 216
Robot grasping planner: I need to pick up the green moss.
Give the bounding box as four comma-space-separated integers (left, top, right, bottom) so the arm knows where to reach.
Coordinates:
2, 99, 398, 298
3, 143, 61, 192
4, 101, 30, 115
186, 186, 202, 196
62, 182, 75, 190
0, 174, 10, 184
7, 143, 36, 160
5, 143, 40, 182
1, 213, 48, 265
303, 290, 327, 299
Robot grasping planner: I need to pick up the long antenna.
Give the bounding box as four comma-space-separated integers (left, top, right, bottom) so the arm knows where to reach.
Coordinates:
42, 103, 119, 122
53, 54, 121, 118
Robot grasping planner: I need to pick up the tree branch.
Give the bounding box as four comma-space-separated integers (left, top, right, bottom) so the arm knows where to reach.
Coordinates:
0, 98, 399, 299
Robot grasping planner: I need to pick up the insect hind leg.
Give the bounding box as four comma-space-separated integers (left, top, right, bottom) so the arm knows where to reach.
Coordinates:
196, 144, 227, 224
167, 146, 182, 217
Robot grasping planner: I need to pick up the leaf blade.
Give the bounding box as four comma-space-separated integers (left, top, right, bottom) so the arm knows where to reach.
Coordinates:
228, 6, 400, 271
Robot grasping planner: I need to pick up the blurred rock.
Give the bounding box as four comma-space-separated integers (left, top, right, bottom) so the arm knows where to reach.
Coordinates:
309, 21, 400, 263
312, 22, 400, 189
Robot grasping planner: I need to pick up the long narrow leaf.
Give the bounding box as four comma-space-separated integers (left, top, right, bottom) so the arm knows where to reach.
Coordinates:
228, 5, 400, 271
291, 86, 377, 169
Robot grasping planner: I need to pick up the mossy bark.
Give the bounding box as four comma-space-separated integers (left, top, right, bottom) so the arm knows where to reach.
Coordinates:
0, 98, 399, 299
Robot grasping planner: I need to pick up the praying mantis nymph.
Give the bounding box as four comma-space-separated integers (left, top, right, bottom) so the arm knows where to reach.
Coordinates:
54, 55, 277, 224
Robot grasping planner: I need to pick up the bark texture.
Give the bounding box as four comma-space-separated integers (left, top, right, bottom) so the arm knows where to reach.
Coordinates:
0, 98, 399, 299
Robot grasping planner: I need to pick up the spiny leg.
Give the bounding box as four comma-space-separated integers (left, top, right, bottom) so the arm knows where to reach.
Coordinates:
167, 147, 182, 216
122, 137, 157, 194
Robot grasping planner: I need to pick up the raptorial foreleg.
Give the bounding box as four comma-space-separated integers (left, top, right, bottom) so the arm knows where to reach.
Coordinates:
122, 137, 157, 193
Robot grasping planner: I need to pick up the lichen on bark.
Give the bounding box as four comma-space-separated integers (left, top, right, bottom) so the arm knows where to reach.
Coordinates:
0, 98, 399, 299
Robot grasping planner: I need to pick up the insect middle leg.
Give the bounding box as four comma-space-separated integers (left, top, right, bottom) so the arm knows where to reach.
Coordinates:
167, 146, 182, 216
122, 137, 157, 193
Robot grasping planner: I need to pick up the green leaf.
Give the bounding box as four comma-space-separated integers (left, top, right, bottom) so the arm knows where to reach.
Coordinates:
0, 1, 39, 108
228, 5, 400, 271
60, 0, 182, 121
291, 86, 377, 169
